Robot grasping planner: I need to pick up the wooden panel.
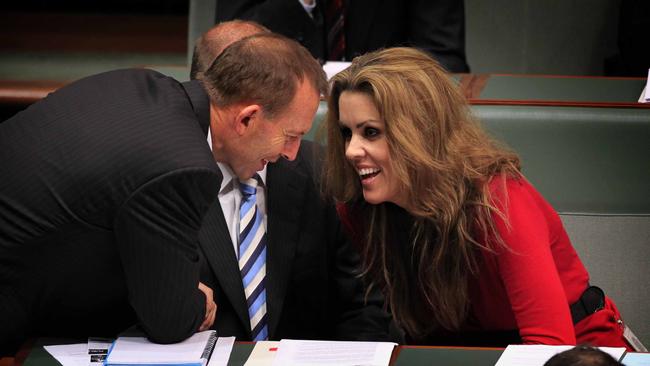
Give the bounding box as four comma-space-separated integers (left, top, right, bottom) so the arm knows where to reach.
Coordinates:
0, 13, 187, 53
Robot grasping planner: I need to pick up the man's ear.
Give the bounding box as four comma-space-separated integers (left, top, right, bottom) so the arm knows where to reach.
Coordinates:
234, 105, 263, 136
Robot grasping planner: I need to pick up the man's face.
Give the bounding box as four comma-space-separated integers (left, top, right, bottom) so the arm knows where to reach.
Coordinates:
230, 79, 320, 180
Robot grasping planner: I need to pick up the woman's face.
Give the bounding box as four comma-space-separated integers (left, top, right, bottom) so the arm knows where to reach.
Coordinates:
338, 91, 408, 208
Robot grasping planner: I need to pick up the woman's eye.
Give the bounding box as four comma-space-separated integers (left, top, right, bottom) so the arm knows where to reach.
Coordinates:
364, 127, 380, 138
340, 127, 352, 140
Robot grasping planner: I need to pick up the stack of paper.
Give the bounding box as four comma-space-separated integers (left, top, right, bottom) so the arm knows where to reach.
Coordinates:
104, 331, 218, 366
494, 345, 627, 366
639, 69, 650, 103
43, 343, 88, 366
241, 339, 396, 366
323, 62, 351, 80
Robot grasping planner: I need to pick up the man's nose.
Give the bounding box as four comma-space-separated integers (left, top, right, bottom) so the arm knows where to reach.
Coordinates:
281, 139, 301, 161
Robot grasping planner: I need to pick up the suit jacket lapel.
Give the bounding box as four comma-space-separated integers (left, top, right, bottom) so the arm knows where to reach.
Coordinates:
198, 200, 250, 332
265, 158, 308, 338
198, 149, 310, 339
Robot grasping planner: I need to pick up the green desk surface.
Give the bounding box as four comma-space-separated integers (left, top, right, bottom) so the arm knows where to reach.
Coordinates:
479, 75, 646, 104
19, 340, 648, 366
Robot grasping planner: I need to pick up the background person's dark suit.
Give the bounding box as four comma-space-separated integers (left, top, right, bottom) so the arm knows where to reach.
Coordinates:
215, 0, 470, 73
198, 140, 392, 341
0, 69, 221, 355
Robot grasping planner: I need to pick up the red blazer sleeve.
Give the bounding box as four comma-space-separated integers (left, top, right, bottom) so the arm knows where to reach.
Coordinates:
488, 178, 576, 345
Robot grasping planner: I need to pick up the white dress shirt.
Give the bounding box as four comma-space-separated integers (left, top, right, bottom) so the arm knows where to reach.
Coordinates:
208, 128, 268, 258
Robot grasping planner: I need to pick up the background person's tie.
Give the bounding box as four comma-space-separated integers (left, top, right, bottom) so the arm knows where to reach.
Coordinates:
326, 0, 346, 61
238, 175, 268, 341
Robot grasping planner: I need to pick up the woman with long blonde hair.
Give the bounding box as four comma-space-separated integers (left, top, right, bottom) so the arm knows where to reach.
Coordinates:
323, 47, 632, 348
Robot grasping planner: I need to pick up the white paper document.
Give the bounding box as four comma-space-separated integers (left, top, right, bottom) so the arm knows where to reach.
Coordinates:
639, 69, 650, 103
323, 61, 351, 80
243, 341, 280, 366
494, 344, 626, 366
619, 352, 650, 366
206, 337, 236, 366
88, 337, 113, 365
43, 343, 88, 366
271, 339, 396, 366
105, 330, 217, 366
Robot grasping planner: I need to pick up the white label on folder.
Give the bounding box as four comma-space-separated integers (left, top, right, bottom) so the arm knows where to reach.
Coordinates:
207, 337, 236, 366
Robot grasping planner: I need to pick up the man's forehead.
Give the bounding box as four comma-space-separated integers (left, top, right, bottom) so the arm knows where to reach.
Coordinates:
282, 120, 311, 135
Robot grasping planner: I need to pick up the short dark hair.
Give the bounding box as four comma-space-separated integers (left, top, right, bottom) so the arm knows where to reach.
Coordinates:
190, 20, 270, 80
202, 33, 328, 117
544, 346, 624, 366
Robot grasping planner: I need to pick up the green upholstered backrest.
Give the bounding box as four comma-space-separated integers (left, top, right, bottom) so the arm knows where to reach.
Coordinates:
473, 105, 650, 215
559, 214, 650, 346
478, 76, 646, 104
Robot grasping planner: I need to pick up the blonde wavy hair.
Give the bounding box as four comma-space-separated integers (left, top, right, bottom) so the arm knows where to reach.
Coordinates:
322, 47, 521, 338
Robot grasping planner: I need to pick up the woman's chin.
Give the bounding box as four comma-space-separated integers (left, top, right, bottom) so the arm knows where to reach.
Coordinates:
362, 193, 387, 205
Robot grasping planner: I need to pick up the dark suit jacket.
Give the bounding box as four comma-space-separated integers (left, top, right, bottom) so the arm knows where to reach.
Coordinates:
0, 70, 221, 355
216, 0, 470, 73
198, 141, 392, 341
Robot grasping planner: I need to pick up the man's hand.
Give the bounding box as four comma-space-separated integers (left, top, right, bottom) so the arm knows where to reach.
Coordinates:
198, 282, 217, 331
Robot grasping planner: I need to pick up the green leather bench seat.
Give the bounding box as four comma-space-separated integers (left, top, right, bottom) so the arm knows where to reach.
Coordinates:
478, 75, 646, 104
473, 105, 650, 215
559, 214, 649, 346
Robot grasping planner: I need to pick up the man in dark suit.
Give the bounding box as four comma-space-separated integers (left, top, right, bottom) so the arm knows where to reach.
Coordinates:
1, 31, 386, 355
0, 68, 220, 355
198, 142, 392, 341
215, 0, 470, 73
192, 22, 392, 341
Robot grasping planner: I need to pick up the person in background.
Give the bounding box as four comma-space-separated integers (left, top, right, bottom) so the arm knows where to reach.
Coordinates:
190, 23, 394, 342
544, 346, 624, 366
321, 47, 633, 349
215, 0, 470, 73
605, 0, 650, 77
190, 20, 270, 81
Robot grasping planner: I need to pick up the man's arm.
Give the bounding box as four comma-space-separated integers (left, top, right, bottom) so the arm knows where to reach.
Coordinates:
114, 169, 220, 343
327, 208, 395, 342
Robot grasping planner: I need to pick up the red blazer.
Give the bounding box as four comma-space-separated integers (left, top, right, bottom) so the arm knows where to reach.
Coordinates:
338, 177, 630, 348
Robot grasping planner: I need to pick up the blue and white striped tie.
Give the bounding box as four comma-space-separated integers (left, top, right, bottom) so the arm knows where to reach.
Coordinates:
238, 176, 268, 341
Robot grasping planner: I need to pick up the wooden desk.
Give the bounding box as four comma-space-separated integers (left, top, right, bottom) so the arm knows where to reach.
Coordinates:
16, 339, 650, 366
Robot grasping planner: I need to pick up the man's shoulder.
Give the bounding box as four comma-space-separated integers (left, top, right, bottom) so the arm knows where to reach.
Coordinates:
64, 68, 180, 95
90, 68, 172, 81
